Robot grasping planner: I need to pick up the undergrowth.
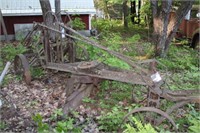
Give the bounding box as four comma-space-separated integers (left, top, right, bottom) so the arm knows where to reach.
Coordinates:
77, 19, 199, 132
123, 117, 157, 133
0, 43, 45, 85
0, 43, 27, 62
158, 45, 199, 90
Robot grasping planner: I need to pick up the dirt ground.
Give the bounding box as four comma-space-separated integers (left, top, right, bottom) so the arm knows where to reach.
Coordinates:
0, 71, 70, 132
0, 68, 102, 132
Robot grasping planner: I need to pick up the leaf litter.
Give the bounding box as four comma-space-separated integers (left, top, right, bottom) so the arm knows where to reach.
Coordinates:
0, 71, 69, 132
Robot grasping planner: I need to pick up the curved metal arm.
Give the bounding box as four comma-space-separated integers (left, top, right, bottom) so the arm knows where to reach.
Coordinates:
44, 11, 59, 23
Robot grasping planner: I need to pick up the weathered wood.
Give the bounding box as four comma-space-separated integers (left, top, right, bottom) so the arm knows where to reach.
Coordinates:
45, 62, 153, 86
63, 84, 94, 114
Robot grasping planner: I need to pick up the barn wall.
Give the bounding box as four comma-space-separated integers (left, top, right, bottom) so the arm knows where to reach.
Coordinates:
0, 14, 89, 35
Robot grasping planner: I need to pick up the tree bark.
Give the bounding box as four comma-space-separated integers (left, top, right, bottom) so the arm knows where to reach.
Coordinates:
137, 0, 141, 24
151, 0, 194, 57
123, 0, 128, 28
39, 0, 55, 41
55, 0, 62, 22
39, 0, 54, 26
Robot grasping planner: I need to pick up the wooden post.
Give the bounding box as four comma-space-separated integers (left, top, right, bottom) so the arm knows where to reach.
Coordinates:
0, 9, 9, 42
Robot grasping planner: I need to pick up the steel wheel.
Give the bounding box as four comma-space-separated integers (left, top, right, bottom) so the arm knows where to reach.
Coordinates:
122, 107, 177, 132
14, 54, 31, 84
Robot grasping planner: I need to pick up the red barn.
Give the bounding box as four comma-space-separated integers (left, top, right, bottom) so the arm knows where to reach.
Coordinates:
0, 0, 96, 40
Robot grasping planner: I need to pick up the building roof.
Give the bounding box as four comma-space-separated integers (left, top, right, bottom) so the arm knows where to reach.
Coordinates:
0, 0, 96, 16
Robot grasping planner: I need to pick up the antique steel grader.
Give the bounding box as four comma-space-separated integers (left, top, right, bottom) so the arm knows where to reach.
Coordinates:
13, 13, 199, 131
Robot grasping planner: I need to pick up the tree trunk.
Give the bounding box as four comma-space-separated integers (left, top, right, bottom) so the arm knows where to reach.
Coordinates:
151, 0, 194, 57
39, 0, 54, 27
123, 0, 128, 28
55, 0, 62, 22
39, 0, 55, 41
137, 0, 141, 24
39, 0, 54, 61
130, 1, 136, 24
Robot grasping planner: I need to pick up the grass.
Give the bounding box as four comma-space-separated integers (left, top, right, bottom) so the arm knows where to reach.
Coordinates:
89, 19, 199, 132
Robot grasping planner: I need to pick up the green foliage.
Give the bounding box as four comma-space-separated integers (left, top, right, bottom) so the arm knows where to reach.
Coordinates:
123, 117, 157, 133
77, 33, 131, 69
104, 57, 131, 69
30, 67, 45, 79
1, 44, 27, 62
0, 58, 3, 73
53, 118, 79, 133
179, 39, 189, 45
100, 80, 111, 90
158, 45, 198, 71
140, 0, 152, 26
188, 116, 200, 133
32, 110, 80, 133
82, 97, 95, 104
50, 108, 63, 121
111, 81, 132, 91
102, 33, 122, 51
187, 104, 200, 133
98, 105, 125, 132
125, 34, 154, 57
157, 45, 199, 90
72, 17, 86, 30
92, 19, 122, 34
0, 121, 7, 130
0, 43, 27, 85
108, 0, 123, 4
127, 34, 141, 43
99, 81, 133, 106
168, 71, 199, 90
32, 114, 50, 133
100, 80, 132, 92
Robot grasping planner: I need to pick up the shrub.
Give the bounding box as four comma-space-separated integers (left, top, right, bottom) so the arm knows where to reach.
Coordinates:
123, 117, 157, 133
1, 43, 27, 62
72, 17, 86, 30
